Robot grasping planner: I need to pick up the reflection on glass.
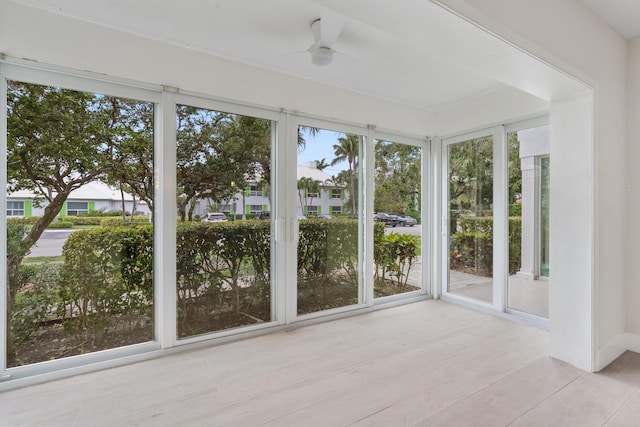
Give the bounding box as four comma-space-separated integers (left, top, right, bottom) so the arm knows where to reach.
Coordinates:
296, 127, 361, 314
373, 140, 422, 298
6, 81, 154, 367
175, 106, 272, 338
507, 126, 549, 318
540, 157, 550, 278
447, 137, 494, 303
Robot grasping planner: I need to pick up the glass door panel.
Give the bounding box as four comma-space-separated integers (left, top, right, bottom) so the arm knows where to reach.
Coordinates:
447, 136, 494, 303
296, 127, 362, 315
6, 81, 155, 367
175, 105, 273, 338
507, 126, 549, 318
373, 139, 423, 298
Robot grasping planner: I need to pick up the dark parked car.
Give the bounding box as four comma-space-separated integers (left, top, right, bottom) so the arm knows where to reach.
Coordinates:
374, 212, 402, 227
397, 215, 417, 227
257, 211, 270, 220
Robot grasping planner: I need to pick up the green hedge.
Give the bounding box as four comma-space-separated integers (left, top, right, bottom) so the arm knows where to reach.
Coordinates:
6, 216, 40, 226
59, 216, 103, 226
450, 216, 522, 276
60, 225, 154, 336
509, 204, 522, 217
100, 216, 150, 227
8, 219, 419, 350
47, 221, 74, 229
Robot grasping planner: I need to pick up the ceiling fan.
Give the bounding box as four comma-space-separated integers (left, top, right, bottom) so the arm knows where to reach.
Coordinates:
308, 12, 345, 66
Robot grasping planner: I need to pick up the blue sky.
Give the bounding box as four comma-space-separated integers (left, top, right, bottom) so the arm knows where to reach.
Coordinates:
298, 127, 348, 174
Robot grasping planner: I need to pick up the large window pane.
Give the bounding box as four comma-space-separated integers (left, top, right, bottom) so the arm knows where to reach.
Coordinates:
6, 81, 154, 367
175, 105, 272, 338
296, 127, 362, 315
447, 136, 494, 303
507, 126, 549, 317
374, 139, 422, 298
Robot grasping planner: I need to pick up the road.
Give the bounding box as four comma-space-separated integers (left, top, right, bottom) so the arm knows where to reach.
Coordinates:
384, 224, 422, 236
26, 229, 75, 258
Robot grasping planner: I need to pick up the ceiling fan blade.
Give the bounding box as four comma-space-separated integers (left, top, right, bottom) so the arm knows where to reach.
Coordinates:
318, 11, 344, 48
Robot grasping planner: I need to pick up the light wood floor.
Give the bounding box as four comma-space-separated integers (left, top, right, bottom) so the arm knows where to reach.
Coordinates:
1, 300, 639, 426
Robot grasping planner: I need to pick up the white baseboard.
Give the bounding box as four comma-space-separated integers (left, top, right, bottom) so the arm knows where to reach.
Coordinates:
596, 332, 640, 372
624, 332, 640, 353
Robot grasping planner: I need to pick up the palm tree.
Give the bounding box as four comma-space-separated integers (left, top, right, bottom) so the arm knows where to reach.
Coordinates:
298, 126, 320, 152
297, 177, 321, 216
331, 134, 360, 214
314, 158, 330, 171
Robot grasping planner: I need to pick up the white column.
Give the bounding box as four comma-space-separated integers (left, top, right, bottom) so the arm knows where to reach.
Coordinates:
516, 156, 539, 280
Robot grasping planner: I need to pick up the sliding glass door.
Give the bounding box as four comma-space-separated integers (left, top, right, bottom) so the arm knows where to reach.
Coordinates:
506, 124, 550, 318
445, 133, 495, 303
295, 125, 364, 315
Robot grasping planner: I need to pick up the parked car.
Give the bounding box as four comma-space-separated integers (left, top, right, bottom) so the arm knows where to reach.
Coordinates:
317, 214, 333, 219
257, 211, 270, 220
397, 215, 417, 227
374, 212, 402, 227
201, 212, 227, 222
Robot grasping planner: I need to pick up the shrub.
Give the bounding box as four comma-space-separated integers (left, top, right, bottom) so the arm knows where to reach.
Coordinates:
60, 216, 102, 226
176, 220, 271, 336
297, 218, 359, 284
59, 225, 153, 339
509, 204, 522, 217
374, 232, 419, 291
47, 221, 74, 229
10, 263, 61, 345
450, 216, 522, 276
100, 216, 150, 227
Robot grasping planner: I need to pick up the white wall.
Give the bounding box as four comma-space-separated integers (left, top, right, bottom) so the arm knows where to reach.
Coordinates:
548, 94, 594, 370
436, 0, 627, 371
626, 37, 640, 342
435, 86, 549, 136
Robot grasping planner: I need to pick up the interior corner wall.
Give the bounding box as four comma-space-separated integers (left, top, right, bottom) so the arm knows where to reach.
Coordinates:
626, 36, 640, 344
548, 94, 593, 370
435, 0, 627, 371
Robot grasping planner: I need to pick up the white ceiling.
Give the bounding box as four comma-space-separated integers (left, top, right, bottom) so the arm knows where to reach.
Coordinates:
582, 0, 640, 39
8, 0, 590, 111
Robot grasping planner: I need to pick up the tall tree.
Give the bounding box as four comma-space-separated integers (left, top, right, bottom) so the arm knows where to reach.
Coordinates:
448, 136, 494, 214
6, 82, 151, 263
374, 140, 421, 214
175, 106, 261, 220
331, 134, 360, 214
107, 98, 155, 215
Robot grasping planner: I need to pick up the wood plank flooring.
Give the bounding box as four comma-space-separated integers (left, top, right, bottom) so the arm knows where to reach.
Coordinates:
1, 300, 639, 426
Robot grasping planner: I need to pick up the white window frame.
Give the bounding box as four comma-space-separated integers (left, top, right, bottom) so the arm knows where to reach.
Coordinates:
440, 126, 507, 312
171, 92, 281, 347
6, 201, 24, 217
249, 184, 262, 197
66, 201, 89, 216
1, 61, 162, 382
372, 131, 431, 304
439, 118, 549, 328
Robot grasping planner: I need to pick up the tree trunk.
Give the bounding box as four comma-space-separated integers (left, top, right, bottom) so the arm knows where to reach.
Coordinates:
131, 195, 138, 222
120, 186, 126, 222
